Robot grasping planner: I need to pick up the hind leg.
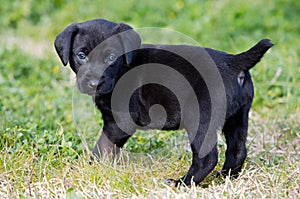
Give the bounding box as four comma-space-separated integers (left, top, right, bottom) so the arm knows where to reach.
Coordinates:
221, 107, 249, 176
168, 142, 218, 186
183, 143, 218, 185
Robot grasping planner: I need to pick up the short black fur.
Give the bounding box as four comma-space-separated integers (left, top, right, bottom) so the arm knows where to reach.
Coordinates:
54, 18, 273, 186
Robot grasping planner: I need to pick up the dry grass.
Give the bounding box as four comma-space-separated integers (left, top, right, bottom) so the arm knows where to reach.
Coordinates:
1, 0, 299, 198
0, 110, 299, 199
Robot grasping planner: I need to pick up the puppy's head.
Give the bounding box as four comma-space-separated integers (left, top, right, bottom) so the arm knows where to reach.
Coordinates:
54, 19, 141, 95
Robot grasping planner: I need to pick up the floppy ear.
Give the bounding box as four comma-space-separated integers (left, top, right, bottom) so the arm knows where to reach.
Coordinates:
112, 23, 141, 65
54, 23, 79, 66
232, 39, 273, 71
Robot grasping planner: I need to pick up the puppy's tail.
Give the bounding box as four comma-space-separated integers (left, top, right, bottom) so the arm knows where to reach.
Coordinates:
232, 39, 273, 71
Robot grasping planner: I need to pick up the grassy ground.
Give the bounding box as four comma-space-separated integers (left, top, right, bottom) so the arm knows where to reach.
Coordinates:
0, 0, 299, 198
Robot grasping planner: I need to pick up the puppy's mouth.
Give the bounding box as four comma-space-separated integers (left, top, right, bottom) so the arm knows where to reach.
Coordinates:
77, 79, 115, 96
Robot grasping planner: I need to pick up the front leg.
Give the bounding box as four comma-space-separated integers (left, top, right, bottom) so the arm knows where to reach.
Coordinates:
92, 132, 120, 159
92, 122, 133, 160
221, 106, 249, 176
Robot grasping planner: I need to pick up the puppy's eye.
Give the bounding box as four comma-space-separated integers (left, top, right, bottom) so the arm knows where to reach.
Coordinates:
77, 52, 86, 60
104, 53, 117, 64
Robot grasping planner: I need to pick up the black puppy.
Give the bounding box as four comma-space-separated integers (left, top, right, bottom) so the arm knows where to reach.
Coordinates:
54, 19, 272, 186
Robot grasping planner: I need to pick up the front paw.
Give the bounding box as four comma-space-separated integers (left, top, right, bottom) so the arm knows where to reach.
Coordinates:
162, 178, 182, 188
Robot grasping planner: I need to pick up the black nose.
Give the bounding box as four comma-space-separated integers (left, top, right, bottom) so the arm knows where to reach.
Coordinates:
88, 77, 105, 89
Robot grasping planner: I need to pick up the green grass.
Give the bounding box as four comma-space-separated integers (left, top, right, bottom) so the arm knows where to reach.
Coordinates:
0, 0, 299, 198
